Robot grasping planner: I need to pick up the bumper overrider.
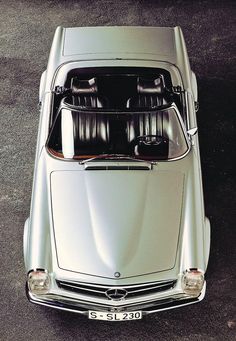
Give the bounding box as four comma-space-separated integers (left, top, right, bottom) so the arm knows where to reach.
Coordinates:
26, 269, 206, 317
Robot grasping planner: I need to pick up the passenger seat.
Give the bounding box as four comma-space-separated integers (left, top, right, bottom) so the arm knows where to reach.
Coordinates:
70, 77, 110, 154
71, 77, 109, 108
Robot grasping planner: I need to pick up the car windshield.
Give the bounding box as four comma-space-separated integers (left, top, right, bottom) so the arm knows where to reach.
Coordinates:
47, 105, 189, 161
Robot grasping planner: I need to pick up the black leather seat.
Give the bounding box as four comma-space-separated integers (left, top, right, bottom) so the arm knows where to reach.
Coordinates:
66, 78, 110, 155
126, 77, 169, 158
73, 112, 110, 154
127, 111, 169, 158
71, 77, 109, 108
126, 76, 167, 109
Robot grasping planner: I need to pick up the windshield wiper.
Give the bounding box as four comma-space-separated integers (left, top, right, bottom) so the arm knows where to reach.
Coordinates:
79, 154, 157, 165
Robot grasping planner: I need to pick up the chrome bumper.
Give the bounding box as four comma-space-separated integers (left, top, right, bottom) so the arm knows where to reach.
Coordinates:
26, 282, 206, 316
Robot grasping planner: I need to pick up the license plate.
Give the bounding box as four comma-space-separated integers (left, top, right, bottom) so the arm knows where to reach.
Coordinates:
88, 310, 142, 321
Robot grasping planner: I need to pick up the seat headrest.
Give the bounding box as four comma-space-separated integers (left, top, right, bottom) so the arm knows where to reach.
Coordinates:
71, 77, 98, 94
137, 76, 165, 94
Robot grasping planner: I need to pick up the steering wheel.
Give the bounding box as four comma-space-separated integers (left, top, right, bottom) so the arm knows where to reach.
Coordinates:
136, 135, 169, 145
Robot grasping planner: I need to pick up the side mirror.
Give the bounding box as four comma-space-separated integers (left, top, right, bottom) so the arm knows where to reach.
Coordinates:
195, 101, 199, 112
187, 127, 198, 136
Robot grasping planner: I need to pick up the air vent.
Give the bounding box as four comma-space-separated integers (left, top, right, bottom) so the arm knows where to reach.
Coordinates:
82, 161, 154, 170
85, 165, 151, 171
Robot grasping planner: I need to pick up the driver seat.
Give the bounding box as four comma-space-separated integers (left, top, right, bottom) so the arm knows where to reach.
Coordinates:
126, 76, 169, 143
127, 111, 169, 158
126, 76, 167, 109
126, 77, 169, 158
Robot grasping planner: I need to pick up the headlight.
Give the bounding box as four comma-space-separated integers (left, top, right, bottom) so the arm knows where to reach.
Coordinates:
182, 269, 204, 296
28, 270, 51, 295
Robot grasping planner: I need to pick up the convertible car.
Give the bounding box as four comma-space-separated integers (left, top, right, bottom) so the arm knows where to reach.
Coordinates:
24, 26, 210, 321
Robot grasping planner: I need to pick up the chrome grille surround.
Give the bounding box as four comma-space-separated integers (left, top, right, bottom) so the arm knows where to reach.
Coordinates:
56, 279, 177, 301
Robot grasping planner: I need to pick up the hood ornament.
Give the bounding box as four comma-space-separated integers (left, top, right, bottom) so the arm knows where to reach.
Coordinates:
114, 272, 121, 278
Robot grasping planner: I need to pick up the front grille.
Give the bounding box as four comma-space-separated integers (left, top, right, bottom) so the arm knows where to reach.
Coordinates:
56, 279, 177, 300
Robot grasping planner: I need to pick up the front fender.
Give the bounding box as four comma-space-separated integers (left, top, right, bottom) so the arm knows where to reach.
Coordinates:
25, 151, 52, 273
204, 217, 211, 270
23, 217, 30, 269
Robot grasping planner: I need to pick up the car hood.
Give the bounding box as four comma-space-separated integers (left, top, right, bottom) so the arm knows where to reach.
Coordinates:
51, 169, 184, 279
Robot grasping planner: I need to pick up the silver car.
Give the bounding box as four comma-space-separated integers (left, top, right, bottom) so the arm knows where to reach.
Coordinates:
24, 26, 211, 321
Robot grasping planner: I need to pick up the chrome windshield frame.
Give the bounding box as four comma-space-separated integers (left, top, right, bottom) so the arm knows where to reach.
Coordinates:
46, 100, 191, 162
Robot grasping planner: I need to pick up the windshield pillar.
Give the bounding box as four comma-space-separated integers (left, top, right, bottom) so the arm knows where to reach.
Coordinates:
61, 109, 75, 158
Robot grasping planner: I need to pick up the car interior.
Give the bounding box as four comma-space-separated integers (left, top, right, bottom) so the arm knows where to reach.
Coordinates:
47, 67, 187, 160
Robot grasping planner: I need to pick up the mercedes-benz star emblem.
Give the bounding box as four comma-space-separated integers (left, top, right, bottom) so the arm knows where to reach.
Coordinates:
114, 272, 121, 278
105, 288, 128, 301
